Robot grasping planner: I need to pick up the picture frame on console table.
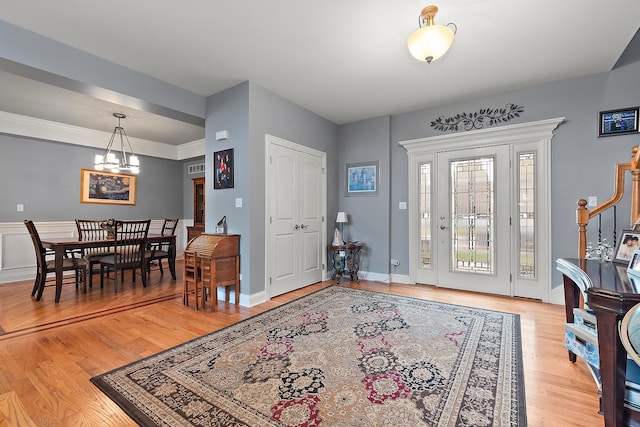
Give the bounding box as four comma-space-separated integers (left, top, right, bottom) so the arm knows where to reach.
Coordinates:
80, 168, 136, 205
614, 229, 640, 264
598, 107, 638, 137
627, 248, 640, 279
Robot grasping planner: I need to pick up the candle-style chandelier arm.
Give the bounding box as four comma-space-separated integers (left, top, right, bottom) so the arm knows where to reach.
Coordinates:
94, 113, 140, 174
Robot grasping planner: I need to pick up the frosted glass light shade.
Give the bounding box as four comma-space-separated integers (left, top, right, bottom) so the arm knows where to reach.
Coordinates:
336, 212, 348, 223
407, 24, 454, 63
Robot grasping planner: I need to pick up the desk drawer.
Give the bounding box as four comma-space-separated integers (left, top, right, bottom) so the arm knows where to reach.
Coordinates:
565, 322, 599, 368
573, 308, 597, 336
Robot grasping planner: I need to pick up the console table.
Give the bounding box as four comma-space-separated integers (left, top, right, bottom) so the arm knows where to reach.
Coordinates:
328, 242, 363, 284
558, 258, 640, 427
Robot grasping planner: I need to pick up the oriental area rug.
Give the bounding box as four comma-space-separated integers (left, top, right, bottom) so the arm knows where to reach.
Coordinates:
91, 286, 526, 426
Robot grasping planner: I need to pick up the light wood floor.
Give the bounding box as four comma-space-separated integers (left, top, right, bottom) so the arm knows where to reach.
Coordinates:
0, 264, 604, 426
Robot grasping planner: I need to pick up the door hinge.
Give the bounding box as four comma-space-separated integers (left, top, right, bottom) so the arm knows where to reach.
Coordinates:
269, 277, 272, 285
270, 216, 272, 224
322, 216, 324, 222
510, 273, 513, 282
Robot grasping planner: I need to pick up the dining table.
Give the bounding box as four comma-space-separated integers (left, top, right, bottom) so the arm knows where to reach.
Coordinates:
40, 233, 177, 302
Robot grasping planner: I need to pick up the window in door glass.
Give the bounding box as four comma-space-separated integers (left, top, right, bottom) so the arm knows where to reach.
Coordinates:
518, 152, 536, 278
450, 157, 495, 275
419, 162, 432, 268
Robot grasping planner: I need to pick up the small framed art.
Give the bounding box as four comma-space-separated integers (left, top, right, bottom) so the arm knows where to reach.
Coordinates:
598, 107, 639, 137
614, 229, 640, 264
628, 248, 640, 279
80, 168, 136, 205
214, 149, 234, 189
345, 161, 379, 196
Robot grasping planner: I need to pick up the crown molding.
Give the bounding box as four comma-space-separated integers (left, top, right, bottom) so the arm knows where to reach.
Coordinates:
0, 110, 205, 160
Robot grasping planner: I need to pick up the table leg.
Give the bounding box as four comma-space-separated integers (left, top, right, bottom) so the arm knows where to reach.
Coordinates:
591, 308, 627, 427
331, 251, 342, 284
54, 245, 65, 303
562, 273, 579, 363
168, 237, 177, 280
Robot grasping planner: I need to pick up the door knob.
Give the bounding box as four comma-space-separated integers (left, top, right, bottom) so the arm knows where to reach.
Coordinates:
440, 224, 446, 230
300, 224, 308, 229
294, 224, 300, 230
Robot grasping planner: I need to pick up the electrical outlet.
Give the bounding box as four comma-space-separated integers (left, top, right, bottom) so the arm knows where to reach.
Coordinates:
17, 204, 24, 212
588, 196, 597, 207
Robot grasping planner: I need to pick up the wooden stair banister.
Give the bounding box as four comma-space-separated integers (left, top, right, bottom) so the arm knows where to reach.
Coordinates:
577, 146, 640, 259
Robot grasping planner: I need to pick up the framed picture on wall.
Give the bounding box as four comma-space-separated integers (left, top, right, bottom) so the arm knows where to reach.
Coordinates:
214, 148, 234, 189
598, 107, 639, 137
80, 168, 136, 205
345, 161, 379, 196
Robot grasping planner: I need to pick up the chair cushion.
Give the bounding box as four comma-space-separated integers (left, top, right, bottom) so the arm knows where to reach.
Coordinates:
145, 250, 169, 259
46, 257, 88, 270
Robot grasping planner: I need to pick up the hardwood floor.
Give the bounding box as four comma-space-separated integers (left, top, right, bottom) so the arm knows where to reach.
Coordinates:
0, 265, 604, 426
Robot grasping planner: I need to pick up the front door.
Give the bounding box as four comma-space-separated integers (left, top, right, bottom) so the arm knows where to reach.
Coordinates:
402, 119, 562, 301
435, 145, 512, 295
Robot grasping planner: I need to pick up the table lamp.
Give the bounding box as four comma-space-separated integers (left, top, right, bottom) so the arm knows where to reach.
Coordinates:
336, 211, 348, 244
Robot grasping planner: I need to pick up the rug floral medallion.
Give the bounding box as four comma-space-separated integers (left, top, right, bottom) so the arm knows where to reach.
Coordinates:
91, 286, 526, 426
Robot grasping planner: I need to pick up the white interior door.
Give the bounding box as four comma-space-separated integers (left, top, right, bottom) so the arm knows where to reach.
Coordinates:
267, 137, 325, 297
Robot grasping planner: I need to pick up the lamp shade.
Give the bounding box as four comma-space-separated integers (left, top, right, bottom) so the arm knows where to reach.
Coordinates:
407, 5, 456, 63
407, 24, 454, 63
336, 212, 348, 223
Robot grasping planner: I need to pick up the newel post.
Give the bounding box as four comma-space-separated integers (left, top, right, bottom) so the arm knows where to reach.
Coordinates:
577, 199, 589, 259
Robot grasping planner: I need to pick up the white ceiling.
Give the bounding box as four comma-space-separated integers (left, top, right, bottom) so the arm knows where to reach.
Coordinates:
1, 0, 639, 145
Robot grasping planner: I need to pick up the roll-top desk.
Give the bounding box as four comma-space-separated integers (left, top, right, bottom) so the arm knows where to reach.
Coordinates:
184, 233, 240, 311
558, 258, 640, 426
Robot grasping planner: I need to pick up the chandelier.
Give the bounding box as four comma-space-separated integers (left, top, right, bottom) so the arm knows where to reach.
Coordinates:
407, 5, 457, 64
94, 113, 140, 174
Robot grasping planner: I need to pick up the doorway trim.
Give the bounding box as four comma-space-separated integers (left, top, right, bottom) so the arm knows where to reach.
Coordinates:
399, 117, 564, 302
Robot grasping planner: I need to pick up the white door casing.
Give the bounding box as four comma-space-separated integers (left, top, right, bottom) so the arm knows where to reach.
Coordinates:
399, 118, 563, 302
266, 135, 326, 298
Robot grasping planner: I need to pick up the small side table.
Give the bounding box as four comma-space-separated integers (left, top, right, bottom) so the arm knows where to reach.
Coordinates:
328, 242, 363, 284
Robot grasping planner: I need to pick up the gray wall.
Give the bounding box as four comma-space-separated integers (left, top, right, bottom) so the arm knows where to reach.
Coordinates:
387, 60, 640, 287
204, 81, 338, 295
337, 116, 391, 276
0, 134, 183, 222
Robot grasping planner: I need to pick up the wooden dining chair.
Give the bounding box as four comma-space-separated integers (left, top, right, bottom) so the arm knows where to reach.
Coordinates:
144, 218, 179, 276
24, 220, 88, 301
98, 219, 150, 293
75, 219, 114, 289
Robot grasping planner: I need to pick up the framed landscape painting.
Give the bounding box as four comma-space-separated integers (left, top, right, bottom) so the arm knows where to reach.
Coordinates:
80, 168, 137, 205
345, 161, 379, 196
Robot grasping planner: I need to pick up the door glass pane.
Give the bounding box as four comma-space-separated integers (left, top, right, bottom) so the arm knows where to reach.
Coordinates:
419, 162, 432, 268
450, 157, 495, 274
518, 152, 536, 278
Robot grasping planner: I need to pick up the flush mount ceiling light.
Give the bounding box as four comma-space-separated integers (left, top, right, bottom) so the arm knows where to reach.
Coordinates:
94, 113, 140, 174
407, 5, 457, 63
